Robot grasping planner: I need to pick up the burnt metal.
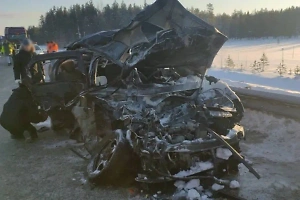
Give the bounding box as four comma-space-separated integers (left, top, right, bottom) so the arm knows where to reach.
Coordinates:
21, 0, 258, 194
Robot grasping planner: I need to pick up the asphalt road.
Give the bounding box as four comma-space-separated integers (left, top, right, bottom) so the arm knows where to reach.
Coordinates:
0, 58, 131, 200
0, 57, 299, 200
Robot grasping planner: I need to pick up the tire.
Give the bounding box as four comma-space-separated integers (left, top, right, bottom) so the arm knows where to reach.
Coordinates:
87, 130, 133, 184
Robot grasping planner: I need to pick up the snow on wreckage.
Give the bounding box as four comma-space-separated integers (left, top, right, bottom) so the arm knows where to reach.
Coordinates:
25, 0, 259, 199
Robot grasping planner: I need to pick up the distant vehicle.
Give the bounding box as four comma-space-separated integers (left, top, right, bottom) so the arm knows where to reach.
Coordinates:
35, 44, 45, 55
4, 27, 28, 46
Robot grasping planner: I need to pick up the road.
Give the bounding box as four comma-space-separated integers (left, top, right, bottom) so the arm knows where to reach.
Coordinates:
0, 57, 299, 200
0, 58, 130, 200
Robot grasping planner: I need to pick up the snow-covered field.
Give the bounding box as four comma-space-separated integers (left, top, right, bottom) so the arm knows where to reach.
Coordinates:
213, 37, 300, 72
209, 37, 300, 97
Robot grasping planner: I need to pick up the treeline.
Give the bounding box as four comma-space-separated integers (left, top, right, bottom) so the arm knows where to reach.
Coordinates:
27, 1, 300, 45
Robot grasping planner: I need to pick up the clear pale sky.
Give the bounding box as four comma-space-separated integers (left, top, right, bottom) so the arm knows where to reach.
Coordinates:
0, 0, 299, 35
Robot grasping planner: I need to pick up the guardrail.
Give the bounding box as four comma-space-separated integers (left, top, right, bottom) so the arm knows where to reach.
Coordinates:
232, 87, 300, 120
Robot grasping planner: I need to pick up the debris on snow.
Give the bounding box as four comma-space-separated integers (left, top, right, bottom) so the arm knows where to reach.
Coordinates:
230, 180, 240, 189
174, 161, 214, 177
216, 148, 233, 160
185, 179, 200, 190
204, 190, 213, 197
174, 180, 186, 189
212, 183, 225, 191
195, 186, 204, 193
172, 190, 187, 200
187, 189, 201, 200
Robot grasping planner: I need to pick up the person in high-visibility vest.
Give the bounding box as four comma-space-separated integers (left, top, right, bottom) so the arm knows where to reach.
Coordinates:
1, 40, 14, 66
53, 42, 59, 52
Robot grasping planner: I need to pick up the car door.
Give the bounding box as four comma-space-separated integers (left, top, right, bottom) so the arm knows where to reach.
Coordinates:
27, 51, 92, 111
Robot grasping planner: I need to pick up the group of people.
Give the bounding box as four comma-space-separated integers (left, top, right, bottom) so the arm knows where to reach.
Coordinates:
0, 38, 61, 142
0, 39, 47, 142
0, 40, 59, 66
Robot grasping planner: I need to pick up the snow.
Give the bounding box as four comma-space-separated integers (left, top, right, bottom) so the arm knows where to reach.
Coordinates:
174, 180, 185, 190
208, 37, 300, 97
211, 183, 224, 191
216, 148, 232, 160
174, 161, 214, 177
241, 110, 300, 162
187, 189, 201, 200
34, 117, 52, 128
229, 180, 240, 189
184, 179, 200, 190
236, 110, 300, 199
214, 37, 300, 71
207, 68, 300, 97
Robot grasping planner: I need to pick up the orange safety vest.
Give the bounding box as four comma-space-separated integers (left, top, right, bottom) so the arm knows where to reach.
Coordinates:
53, 43, 59, 52
47, 42, 58, 53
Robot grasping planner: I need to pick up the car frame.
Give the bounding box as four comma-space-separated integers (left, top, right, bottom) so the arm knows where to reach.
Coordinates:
24, 0, 259, 192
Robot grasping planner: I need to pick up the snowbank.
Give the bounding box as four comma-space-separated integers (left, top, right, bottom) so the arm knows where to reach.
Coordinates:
207, 68, 300, 98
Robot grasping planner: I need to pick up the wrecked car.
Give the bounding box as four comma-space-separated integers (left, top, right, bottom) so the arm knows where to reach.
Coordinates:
24, 0, 259, 193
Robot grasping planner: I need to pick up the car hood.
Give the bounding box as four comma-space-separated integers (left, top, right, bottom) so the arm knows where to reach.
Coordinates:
91, 0, 227, 74
65, 30, 118, 50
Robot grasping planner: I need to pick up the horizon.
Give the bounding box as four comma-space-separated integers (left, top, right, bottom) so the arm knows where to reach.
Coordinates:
0, 0, 299, 35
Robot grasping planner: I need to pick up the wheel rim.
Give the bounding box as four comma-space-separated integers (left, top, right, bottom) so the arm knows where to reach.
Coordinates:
93, 139, 117, 172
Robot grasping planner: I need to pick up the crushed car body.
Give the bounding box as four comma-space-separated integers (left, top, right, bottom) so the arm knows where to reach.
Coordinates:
24, 0, 259, 195
91, 0, 227, 75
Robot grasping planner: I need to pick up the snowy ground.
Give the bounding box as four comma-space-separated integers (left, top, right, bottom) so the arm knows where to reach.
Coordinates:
238, 110, 300, 200
208, 37, 300, 97
213, 37, 300, 73
207, 68, 300, 97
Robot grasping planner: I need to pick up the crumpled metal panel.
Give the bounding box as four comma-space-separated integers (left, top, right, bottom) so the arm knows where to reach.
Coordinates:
65, 30, 118, 50
93, 0, 227, 73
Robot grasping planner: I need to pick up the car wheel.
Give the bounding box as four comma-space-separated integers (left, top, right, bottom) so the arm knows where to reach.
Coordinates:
87, 130, 133, 184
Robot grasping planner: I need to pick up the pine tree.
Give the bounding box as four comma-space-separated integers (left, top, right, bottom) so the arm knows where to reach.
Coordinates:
260, 53, 269, 72
225, 55, 235, 69
294, 66, 300, 76
251, 60, 261, 73
277, 62, 287, 76
206, 3, 214, 24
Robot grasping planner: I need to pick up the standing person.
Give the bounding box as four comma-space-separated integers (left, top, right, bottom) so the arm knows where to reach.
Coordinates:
14, 39, 44, 84
1, 40, 13, 66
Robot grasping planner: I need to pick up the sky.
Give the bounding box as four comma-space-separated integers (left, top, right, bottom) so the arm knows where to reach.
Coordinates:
0, 0, 299, 35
